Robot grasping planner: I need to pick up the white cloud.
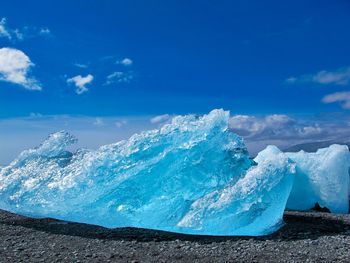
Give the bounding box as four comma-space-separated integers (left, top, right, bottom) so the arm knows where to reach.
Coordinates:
230, 114, 294, 131
287, 67, 350, 86
299, 125, 323, 136
67, 74, 93, 94
322, 91, 350, 109
229, 114, 322, 139
105, 71, 133, 85
228, 113, 339, 155
0, 47, 41, 90
229, 115, 264, 134
150, 114, 171, 124
118, 58, 133, 66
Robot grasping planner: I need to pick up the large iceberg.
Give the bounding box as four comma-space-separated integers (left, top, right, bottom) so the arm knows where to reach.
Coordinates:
0, 109, 296, 236
0, 109, 349, 236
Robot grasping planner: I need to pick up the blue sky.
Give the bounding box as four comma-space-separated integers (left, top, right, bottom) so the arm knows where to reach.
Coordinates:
1, 0, 350, 163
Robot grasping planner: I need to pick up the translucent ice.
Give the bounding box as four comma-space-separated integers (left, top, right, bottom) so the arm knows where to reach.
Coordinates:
178, 147, 295, 235
256, 145, 350, 213
0, 109, 296, 236
286, 145, 350, 213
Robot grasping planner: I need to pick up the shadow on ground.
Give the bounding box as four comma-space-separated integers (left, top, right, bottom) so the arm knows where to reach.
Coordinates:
0, 209, 349, 244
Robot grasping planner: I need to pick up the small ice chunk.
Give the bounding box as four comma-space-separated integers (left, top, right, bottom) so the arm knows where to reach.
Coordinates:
286, 145, 350, 213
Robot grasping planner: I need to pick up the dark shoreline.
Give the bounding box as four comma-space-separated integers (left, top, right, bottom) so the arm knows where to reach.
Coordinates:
1, 209, 350, 262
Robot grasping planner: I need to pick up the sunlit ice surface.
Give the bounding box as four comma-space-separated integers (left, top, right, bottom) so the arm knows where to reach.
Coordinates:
0, 109, 349, 236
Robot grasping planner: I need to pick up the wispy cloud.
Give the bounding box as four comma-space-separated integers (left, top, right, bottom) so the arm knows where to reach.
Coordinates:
0, 17, 51, 41
150, 114, 171, 124
287, 67, 350, 86
117, 57, 133, 66
39, 27, 51, 35
67, 74, 93, 94
322, 91, 350, 109
115, 120, 128, 128
93, 117, 104, 127
105, 71, 133, 85
13, 29, 24, 40
0, 18, 11, 39
74, 63, 88, 69
0, 47, 41, 90
29, 112, 43, 118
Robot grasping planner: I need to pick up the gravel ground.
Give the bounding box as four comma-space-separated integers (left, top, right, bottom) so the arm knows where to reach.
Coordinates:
0, 209, 349, 262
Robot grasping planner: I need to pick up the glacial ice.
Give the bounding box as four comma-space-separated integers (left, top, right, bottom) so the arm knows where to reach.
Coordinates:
285, 145, 350, 213
0, 109, 349, 236
252, 144, 350, 214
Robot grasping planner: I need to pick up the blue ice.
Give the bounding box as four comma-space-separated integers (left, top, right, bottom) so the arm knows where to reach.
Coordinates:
286, 145, 350, 213
0, 109, 349, 236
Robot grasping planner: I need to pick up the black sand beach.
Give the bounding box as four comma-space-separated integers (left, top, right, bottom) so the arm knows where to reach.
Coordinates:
0, 209, 349, 262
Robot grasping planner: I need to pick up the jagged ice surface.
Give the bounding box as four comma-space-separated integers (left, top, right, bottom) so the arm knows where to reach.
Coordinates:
0, 109, 349, 236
